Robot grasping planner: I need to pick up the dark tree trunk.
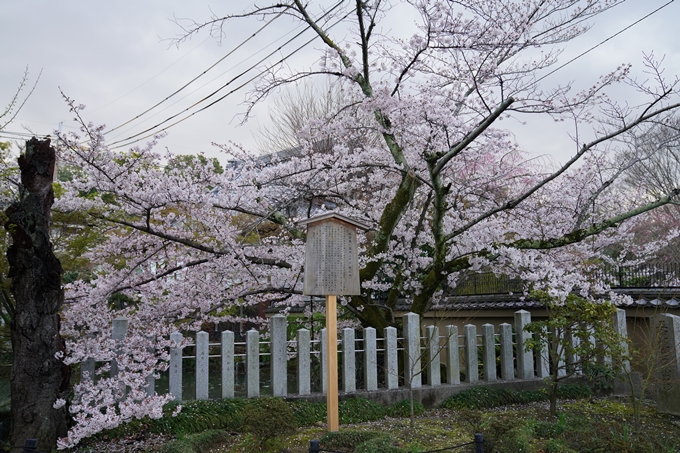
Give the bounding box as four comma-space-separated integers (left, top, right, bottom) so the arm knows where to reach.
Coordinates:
5, 138, 69, 450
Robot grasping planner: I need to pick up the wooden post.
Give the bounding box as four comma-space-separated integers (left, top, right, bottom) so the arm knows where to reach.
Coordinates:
299, 213, 369, 434
326, 295, 339, 431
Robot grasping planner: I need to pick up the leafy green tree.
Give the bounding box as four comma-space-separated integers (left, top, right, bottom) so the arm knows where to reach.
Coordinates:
525, 291, 628, 416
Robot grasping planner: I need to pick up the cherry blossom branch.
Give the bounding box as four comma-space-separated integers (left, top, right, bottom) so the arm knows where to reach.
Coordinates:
445, 101, 680, 243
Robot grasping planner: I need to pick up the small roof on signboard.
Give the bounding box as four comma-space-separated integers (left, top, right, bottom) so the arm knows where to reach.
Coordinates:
297, 212, 370, 231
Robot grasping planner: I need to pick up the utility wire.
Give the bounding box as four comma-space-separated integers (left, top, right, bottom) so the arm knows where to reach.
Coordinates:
106, 1, 671, 149
108, 2, 348, 148
105, 9, 286, 135
110, 8, 354, 150
90, 36, 211, 115
107, 15, 312, 141
0, 130, 49, 140
531, 0, 675, 86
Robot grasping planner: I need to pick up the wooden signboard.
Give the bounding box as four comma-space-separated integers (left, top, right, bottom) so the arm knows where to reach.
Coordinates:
301, 213, 367, 296
299, 213, 368, 432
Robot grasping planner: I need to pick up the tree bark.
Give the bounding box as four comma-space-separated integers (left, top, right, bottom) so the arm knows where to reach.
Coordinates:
5, 137, 69, 450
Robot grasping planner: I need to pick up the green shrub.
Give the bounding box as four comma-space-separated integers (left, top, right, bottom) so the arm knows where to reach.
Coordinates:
440, 387, 542, 409
478, 414, 533, 453
513, 390, 547, 404
440, 384, 591, 410
153, 399, 247, 436
355, 435, 409, 453
97, 398, 247, 440
160, 429, 231, 453
544, 438, 576, 453
160, 440, 195, 453
321, 430, 386, 449
556, 383, 592, 400
387, 399, 425, 418
339, 397, 387, 424
241, 397, 297, 443
533, 414, 569, 438
321, 430, 408, 453
289, 399, 326, 426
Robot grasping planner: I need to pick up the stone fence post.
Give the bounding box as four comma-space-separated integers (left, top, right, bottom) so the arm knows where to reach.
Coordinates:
270, 315, 287, 397
111, 318, 128, 378
464, 324, 478, 383
384, 326, 399, 389
515, 310, 534, 379
446, 325, 460, 385
221, 330, 234, 398
246, 329, 259, 398
364, 327, 378, 391
499, 323, 514, 380
482, 324, 496, 382
652, 313, 680, 416
195, 331, 209, 400
169, 331, 183, 402
426, 325, 441, 387
403, 313, 422, 388
297, 329, 311, 395
342, 328, 356, 392
612, 309, 630, 372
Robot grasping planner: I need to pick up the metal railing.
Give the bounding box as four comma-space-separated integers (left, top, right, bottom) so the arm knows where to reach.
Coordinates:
590, 263, 680, 288
450, 264, 680, 296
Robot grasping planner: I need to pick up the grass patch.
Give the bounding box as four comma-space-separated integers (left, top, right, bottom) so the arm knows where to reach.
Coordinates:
70, 395, 680, 453
440, 384, 591, 410
387, 399, 425, 418
289, 399, 327, 426
160, 429, 231, 453
339, 397, 388, 424
556, 383, 592, 399
321, 430, 409, 453
242, 397, 297, 444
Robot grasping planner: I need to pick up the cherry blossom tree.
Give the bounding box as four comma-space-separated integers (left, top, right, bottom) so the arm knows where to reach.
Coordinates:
52, 0, 680, 447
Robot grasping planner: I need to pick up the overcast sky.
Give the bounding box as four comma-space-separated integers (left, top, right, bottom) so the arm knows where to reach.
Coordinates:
1, 1, 679, 164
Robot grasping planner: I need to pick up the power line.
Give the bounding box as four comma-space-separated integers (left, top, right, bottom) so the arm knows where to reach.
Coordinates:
89, 36, 212, 115
531, 0, 675, 86
107, 14, 312, 141
0, 130, 48, 139
108, 2, 349, 149
110, 26, 339, 149
105, 1, 671, 150
105, 9, 286, 135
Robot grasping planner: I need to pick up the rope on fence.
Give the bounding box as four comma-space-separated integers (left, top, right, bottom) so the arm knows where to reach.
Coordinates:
415, 440, 474, 452
309, 434, 484, 453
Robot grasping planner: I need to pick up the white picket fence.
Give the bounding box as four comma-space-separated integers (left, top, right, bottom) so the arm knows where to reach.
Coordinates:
82, 309, 632, 402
